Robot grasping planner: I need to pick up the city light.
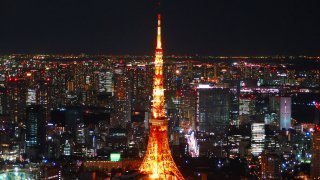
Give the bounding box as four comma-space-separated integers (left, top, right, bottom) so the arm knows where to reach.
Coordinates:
0, 1, 318, 179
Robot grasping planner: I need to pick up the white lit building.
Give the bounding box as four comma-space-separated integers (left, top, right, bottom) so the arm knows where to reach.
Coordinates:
251, 123, 265, 156
63, 140, 71, 156
26, 89, 36, 105
99, 71, 114, 94
269, 96, 292, 130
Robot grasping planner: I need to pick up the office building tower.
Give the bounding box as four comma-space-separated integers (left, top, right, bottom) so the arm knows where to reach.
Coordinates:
269, 96, 292, 130
99, 70, 114, 94
261, 153, 281, 179
197, 85, 230, 135
36, 79, 53, 122
180, 90, 197, 130
239, 94, 256, 116
25, 105, 46, 159
7, 77, 27, 124
251, 123, 265, 156
26, 89, 36, 105
0, 87, 7, 114
128, 64, 152, 111
112, 72, 131, 128
65, 107, 83, 134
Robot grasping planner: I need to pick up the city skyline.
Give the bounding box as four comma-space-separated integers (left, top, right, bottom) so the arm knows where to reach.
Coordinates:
1, 0, 320, 55
0, 1, 320, 179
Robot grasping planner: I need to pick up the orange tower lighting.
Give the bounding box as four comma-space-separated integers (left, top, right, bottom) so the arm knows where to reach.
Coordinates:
139, 14, 185, 180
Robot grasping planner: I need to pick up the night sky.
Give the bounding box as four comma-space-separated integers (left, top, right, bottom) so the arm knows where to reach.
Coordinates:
0, 0, 320, 55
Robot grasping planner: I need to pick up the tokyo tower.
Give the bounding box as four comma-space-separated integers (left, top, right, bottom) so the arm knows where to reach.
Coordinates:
139, 13, 185, 180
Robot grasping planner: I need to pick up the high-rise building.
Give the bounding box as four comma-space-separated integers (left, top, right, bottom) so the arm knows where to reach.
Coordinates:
179, 89, 197, 130
311, 126, 320, 179
26, 89, 36, 105
53, 64, 70, 107
65, 107, 83, 134
36, 79, 53, 122
251, 123, 265, 156
269, 96, 292, 130
112, 72, 131, 128
197, 85, 230, 135
164, 63, 178, 92
261, 153, 281, 179
99, 70, 114, 94
239, 95, 256, 116
128, 64, 152, 111
7, 77, 27, 124
0, 87, 7, 115
25, 105, 46, 159
279, 97, 291, 130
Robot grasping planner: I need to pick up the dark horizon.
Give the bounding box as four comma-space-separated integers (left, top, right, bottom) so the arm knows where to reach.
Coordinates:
0, 0, 320, 56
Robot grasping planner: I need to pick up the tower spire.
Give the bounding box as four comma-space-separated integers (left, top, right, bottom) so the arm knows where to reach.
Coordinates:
156, 13, 162, 50
152, 12, 165, 120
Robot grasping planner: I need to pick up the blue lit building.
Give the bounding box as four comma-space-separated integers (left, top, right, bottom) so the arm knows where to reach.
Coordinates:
25, 105, 46, 160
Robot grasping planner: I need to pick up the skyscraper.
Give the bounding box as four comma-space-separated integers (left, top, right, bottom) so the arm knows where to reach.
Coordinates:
197, 85, 230, 135
112, 72, 131, 128
269, 96, 292, 130
0, 87, 7, 115
251, 123, 265, 156
260, 153, 281, 179
25, 105, 46, 159
7, 77, 27, 124
128, 64, 152, 112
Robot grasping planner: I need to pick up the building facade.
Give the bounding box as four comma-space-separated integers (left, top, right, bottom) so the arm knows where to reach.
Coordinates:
197, 86, 230, 135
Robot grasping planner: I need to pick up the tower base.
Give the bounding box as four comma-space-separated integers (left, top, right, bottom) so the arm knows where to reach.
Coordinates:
140, 120, 184, 180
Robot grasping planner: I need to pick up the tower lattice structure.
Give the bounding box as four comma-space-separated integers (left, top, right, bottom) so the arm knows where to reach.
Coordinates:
139, 14, 185, 180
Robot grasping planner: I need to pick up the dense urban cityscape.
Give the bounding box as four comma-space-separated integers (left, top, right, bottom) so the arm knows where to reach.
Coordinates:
1, 0, 320, 179
0, 52, 319, 179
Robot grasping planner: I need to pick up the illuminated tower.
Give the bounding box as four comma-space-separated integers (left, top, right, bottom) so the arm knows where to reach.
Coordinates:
139, 14, 184, 180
